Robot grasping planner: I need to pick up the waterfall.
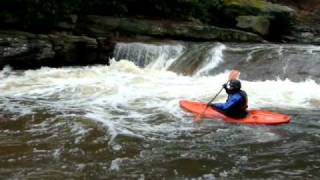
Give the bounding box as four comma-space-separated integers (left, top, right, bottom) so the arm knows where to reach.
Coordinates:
113, 42, 185, 70
194, 43, 226, 76
113, 42, 320, 83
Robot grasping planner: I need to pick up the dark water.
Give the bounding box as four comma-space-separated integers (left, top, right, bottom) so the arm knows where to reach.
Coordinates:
0, 98, 319, 179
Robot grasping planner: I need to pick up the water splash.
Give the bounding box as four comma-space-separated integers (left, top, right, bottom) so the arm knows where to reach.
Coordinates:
113, 42, 184, 70
194, 43, 226, 76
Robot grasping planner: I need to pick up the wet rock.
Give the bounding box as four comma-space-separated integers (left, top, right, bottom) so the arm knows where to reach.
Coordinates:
75, 15, 263, 42
236, 15, 270, 35
0, 31, 55, 69
49, 34, 100, 65
223, 0, 295, 38
289, 25, 320, 44
0, 30, 113, 69
55, 15, 78, 31
301, 32, 314, 39
7, 159, 16, 163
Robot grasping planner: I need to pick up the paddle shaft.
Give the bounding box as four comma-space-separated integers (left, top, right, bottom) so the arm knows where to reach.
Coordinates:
193, 70, 240, 122
196, 86, 224, 120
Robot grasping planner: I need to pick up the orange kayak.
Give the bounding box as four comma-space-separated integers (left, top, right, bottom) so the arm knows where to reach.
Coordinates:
179, 100, 290, 125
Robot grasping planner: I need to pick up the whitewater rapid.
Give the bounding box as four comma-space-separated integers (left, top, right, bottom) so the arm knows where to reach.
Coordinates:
1, 59, 319, 107
0, 60, 319, 140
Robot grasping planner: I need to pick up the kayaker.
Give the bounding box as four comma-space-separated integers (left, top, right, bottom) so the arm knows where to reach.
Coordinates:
209, 80, 248, 119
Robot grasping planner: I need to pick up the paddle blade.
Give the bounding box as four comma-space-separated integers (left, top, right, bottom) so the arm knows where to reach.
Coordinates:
228, 70, 240, 81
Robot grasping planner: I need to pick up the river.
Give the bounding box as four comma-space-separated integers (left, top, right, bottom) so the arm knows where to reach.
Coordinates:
0, 41, 319, 179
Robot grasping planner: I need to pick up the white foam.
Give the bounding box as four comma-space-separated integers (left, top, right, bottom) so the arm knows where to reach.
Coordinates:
244, 78, 320, 109
194, 43, 226, 76
110, 157, 129, 171
0, 60, 319, 139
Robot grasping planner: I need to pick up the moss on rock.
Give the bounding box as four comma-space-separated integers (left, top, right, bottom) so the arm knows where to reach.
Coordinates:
223, 0, 295, 39
236, 15, 270, 35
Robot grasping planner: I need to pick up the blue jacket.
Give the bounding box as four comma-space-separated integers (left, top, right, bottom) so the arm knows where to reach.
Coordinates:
211, 91, 248, 118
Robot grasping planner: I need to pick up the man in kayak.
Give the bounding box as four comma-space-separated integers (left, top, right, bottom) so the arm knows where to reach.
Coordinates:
209, 80, 248, 119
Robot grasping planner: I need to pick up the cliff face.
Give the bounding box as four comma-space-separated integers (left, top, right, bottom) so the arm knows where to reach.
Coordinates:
267, 0, 320, 43
75, 16, 263, 42
0, 31, 113, 69
268, 0, 320, 16
271, 0, 320, 27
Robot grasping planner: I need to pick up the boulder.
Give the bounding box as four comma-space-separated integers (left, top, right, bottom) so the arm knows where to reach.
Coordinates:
55, 15, 78, 31
0, 30, 112, 69
0, 31, 55, 69
223, 0, 295, 38
236, 15, 270, 35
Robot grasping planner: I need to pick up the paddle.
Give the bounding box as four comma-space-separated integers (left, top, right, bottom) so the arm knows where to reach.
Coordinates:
193, 70, 240, 122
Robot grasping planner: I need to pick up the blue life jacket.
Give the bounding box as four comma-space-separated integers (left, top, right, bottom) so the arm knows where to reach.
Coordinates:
211, 90, 248, 119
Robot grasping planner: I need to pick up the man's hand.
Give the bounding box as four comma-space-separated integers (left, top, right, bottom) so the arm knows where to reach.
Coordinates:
223, 83, 228, 90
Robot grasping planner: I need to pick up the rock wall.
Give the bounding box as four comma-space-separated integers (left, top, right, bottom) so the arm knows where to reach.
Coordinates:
74, 15, 263, 42
0, 31, 113, 69
266, 0, 320, 44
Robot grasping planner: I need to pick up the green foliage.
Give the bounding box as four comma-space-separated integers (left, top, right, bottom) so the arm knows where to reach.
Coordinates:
224, 0, 265, 9
1, 0, 78, 31
79, 0, 129, 16
81, 0, 224, 22
0, 0, 224, 32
